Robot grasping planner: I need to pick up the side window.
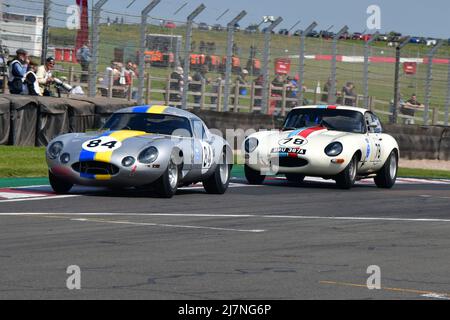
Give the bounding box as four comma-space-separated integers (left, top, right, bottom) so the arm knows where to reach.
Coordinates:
366, 112, 382, 133
192, 120, 207, 139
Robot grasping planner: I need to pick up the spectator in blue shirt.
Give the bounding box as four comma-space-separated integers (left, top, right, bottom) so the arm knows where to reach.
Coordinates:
76, 43, 92, 83
8, 48, 28, 94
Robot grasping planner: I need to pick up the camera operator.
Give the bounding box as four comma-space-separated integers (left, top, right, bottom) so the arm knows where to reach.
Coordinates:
7, 48, 29, 94
36, 57, 55, 96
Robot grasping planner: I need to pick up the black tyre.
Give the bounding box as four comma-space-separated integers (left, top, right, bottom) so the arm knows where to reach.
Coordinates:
153, 155, 179, 198
49, 171, 73, 194
335, 154, 358, 189
374, 150, 398, 189
203, 150, 232, 194
244, 164, 266, 185
285, 173, 305, 183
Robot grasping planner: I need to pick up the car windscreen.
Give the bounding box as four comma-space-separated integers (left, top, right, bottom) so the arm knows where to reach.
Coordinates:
283, 108, 366, 134
102, 113, 192, 137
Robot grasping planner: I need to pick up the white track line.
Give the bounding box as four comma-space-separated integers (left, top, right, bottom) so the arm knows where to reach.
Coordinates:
0, 195, 80, 203
70, 218, 265, 233
3, 212, 450, 223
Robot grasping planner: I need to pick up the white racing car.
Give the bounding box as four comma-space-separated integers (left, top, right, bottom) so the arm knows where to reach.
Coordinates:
243, 105, 399, 189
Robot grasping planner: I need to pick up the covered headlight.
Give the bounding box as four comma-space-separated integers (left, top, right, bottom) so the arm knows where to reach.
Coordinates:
48, 141, 64, 160
138, 147, 159, 164
325, 142, 343, 157
244, 138, 259, 153
122, 156, 136, 167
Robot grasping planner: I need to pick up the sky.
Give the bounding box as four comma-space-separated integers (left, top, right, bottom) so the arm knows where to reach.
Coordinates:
2, 0, 450, 38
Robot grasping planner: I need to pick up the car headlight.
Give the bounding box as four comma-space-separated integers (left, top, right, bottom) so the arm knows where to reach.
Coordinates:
325, 142, 343, 157
48, 141, 64, 160
244, 138, 259, 153
60, 153, 70, 164
138, 147, 159, 164
122, 156, 136, 167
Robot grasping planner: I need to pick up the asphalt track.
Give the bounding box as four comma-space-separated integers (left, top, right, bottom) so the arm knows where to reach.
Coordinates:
1, 175, 450, 300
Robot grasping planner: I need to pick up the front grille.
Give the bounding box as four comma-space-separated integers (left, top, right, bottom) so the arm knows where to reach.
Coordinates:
276, 157, 309, 168
72, 161, 120, 175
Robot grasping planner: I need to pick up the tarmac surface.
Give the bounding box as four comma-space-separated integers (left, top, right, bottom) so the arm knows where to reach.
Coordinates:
1, 176, 450, 300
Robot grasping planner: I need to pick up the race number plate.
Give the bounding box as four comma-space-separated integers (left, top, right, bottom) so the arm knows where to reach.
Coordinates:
82, 137, 122, 152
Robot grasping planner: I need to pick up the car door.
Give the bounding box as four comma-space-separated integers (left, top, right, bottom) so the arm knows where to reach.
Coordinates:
192, 119, 213, 175
364, 112, 383, 166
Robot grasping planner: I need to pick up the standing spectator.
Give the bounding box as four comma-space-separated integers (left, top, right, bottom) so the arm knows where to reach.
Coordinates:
190, 65, 209, 104
76, 42, 92, 83
124, 61, 138, 99
322, 78, 334, 103
36, 57, 55, 96
342, 82, 357, 106
7, 48, 28, 94
211, 72, 224, 105
271, 74, 285, 112
400, 94, 424, 124
167, 67, 184, 103
101, 61, 120, 96
23, 60, 41, 96
231, 69, 249, 105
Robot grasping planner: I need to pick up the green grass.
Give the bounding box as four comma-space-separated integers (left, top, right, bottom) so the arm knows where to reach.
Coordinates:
0, 146, 47, 178
1, 147, 449, 181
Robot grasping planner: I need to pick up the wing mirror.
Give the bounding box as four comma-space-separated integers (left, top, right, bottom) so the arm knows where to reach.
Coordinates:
368, 122, 378, 129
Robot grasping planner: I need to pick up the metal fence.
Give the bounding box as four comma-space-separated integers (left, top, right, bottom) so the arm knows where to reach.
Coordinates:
1, 0, 450, 126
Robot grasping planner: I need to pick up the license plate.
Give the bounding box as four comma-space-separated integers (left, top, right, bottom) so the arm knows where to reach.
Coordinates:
271, 147, 306, 155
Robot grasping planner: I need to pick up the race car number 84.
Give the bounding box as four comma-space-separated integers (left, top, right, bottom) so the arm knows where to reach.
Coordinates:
82, 137, 122, 152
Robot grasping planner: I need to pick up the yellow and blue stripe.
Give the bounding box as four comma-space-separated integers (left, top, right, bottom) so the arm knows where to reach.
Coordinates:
132, 105, 168, 114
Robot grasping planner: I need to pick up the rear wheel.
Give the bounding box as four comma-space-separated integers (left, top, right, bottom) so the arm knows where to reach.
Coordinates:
335, 154, 358, 189
203, 150, 232, 194
374, 150, 398, 189
285, 173, 305, 183
244, 165, 266, 185
153, 155, 179, 198
49, 171, 73, 194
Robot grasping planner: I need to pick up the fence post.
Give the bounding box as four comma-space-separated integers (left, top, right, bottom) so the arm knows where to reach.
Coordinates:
128, 73, 133, 101
108, 69, 113, 98
424, 40, 444, 125
181, 4, 206, 110
68, 66, 74, 85
165, 75, 171, 105
432, 107, 438, 125
88, 0, 108, 98
392, 37, 411, 124
145, 72, 151, 104
223, 11, 247, 112
445, 56, 450, 126
363, 32, 379, 107
233, 80, 239, 112
261, 17, 283, 114
200, 78, 206, 110
217, 82, 223, 111
281, 84, 287, 116
298, 22, 317, 106
328, 25, 348, 105
138, 0, 161, 105
250, 81, 255, 112
41, 0, 50, 64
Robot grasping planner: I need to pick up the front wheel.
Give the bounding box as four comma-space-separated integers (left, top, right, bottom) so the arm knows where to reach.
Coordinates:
203, 150, 232, 194
49, 171, 73, 194
335, 154, 358, 189
374, 150, 398, 189
244, 165, 266, 185
153, 155, 179, 198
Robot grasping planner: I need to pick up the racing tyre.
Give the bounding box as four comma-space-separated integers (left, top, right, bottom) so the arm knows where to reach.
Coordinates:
244, 164, 266, 185
203, 150, 232, 194
49, 171, 73, 194
285, 173, 305, 183
335, 154, 358, 189
374, 150, 398, 189
153, 155, 179, 198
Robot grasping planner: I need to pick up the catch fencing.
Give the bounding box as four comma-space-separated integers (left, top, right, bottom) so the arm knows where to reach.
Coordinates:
0, 0, 450, 126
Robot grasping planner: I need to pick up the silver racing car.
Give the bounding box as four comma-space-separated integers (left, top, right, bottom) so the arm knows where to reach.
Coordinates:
46, 105, 233, 198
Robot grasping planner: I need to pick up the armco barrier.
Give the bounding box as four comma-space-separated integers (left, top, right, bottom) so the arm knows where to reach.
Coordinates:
439, 128, 450, 161
36, 96, 70, 147
0, 97, 10, 145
